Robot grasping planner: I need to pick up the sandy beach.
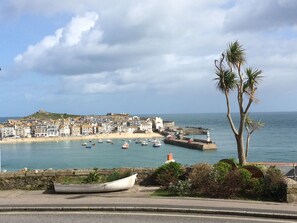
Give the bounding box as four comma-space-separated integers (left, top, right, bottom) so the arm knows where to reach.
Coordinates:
0, 132, 164, 144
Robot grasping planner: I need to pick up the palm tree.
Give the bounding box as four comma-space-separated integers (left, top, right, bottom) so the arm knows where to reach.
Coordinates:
214, 41, 263, 165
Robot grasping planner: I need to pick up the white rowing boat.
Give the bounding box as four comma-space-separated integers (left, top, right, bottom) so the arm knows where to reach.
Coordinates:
54, 173, 137, 193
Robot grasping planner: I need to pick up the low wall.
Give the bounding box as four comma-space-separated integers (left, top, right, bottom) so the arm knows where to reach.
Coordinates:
286, 178, 297, 203
0, 168, 156, 191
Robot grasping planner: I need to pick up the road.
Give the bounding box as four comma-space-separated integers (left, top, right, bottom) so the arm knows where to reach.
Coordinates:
0, 212, 296, 223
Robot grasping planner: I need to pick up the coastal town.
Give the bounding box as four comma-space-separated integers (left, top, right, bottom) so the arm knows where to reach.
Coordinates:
0, 110, 170, 140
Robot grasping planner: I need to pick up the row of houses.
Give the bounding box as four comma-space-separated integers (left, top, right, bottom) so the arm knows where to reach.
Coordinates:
0, 114, 164, 139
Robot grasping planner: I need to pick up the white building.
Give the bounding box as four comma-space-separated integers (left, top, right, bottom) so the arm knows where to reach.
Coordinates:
152, 117, 164, 132
33, 125, 48, 137
16, 126, 31, 138
139, 120, 153, 133
59, 125, 70, 136
47, 125, 59, 137
0, 126, 16, 138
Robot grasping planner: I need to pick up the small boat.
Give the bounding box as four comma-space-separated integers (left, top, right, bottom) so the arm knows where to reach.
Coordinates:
141, 141, 148, 146
82, 142, 87, 146
153, 141, 162, 147
106, 139, 112, 143
86, 146, 92, 149
54, 173, 137, 193
98, 139, 103, 143
122, 142, 129, 149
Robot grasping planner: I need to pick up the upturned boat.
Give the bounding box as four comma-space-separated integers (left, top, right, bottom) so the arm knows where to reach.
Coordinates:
54, 173, 137, 193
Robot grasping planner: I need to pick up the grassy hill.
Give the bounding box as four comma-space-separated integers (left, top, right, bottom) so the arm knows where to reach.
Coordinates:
24, 110, 81, 120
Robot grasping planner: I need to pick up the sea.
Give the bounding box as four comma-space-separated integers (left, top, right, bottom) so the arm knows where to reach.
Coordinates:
0, 112, 296, 171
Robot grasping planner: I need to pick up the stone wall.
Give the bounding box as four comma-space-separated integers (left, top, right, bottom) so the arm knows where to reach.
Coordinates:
286, 178, 297, 203
0, 168, 156, 191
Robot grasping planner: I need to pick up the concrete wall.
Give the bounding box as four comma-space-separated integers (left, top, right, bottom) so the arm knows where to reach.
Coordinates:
0, 168, 156, 191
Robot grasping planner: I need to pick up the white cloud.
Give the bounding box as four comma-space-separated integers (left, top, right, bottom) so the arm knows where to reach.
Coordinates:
6, 0, 297, 113
223, 0, 297, 32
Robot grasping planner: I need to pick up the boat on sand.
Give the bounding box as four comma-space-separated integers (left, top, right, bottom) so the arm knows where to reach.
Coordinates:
54, 173, 137, 193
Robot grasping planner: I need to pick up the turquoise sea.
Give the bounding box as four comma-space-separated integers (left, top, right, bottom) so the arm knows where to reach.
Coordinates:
0, 112, 296, 171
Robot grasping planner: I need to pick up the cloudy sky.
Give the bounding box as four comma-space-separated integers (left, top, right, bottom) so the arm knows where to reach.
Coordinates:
0, 0, 297, 116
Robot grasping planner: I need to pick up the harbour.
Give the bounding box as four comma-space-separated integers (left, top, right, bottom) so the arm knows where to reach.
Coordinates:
0, 112, 297, 171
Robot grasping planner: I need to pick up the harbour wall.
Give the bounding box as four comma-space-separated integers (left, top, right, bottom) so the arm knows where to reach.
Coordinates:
163, 138, 217, 150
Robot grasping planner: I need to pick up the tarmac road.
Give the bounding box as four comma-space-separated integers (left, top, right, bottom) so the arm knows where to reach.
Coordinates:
0, 186, 296, 221
0, 212, 296, 223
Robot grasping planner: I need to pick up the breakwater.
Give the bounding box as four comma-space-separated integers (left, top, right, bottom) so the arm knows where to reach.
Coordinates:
164, 137, 217, 150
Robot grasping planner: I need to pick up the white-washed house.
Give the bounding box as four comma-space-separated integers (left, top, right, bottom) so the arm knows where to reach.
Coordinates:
59, 125, 70, 136
15, 126, 31, 138
70, 124, 81, 136
139, 120, 153, 133
32, 125, 47, 137
0, 126, 16, 138
47, 124, 59, 137
81, 124, 93, 135
152, 117, 164, 132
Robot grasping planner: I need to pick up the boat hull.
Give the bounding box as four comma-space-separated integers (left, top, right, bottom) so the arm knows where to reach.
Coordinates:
54, 173, 137, 193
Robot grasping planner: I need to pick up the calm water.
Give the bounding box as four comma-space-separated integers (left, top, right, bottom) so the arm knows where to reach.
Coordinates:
1, 112, 297, 171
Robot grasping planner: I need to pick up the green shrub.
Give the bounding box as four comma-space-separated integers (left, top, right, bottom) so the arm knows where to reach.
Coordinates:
262, 166, 287, 201
211, 161, 233, 183
154, 162, 184, 188
106, 171, 121, 182
105, 170, 132, 182
168, 180, 191, 196
222, 168, 252, 198
189, 163, 213, 196
85, 171, 100, 183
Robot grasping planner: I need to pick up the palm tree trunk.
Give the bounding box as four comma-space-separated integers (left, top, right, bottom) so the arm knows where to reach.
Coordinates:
235, 134, 246, 166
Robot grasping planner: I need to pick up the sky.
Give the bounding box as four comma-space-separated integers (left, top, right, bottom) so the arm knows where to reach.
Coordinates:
1, 0, 297, 116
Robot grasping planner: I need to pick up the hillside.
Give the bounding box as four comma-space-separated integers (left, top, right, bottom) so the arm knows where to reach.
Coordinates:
24, 110, 81, 120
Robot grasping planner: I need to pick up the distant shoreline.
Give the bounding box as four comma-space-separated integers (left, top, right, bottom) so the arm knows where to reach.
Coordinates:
0, 132, 164, 145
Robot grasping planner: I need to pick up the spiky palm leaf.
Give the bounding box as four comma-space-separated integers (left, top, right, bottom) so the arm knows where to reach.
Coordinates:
226, 41, 245, 69
214, 69, 237, 93
245, 115, 264, 132
243, 68, 263, 93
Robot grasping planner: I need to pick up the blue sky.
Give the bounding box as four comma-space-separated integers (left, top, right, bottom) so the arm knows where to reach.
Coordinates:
1, 0, 297, 116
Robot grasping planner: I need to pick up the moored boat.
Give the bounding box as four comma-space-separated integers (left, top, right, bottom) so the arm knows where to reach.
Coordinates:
141, 141, 148, 146
153, 140, 162, 147
122, 142, 129, 149
54, 173, 137, 193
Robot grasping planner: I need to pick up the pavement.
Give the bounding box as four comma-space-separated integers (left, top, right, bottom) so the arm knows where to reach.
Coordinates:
0, 186, 297, 220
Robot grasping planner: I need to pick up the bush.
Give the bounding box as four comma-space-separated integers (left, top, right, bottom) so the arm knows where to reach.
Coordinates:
154, 162, 184, 188
222, 168, 252, 198
189, 163, 213, 196
168, 180, 191, 196
211, 161, 233, 184
106, 170, 132, 182
262, 166, 287, 201
85, 171, 100, 183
